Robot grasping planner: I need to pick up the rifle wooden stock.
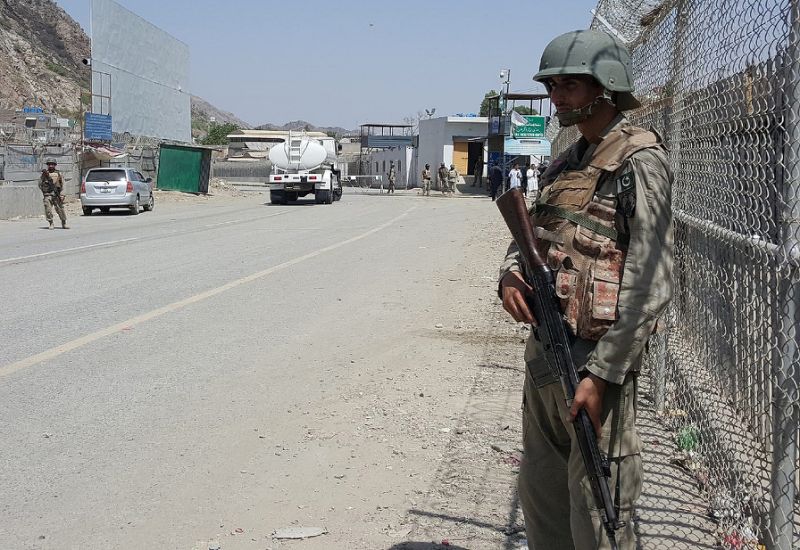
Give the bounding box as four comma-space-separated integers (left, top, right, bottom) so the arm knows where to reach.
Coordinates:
496, 188, 623, 549
495, 188, 545, 272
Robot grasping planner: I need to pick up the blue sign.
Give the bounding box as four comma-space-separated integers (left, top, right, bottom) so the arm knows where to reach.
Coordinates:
85, 112, 113, 141
504, 137, 552, 156
23, 106, 43, 113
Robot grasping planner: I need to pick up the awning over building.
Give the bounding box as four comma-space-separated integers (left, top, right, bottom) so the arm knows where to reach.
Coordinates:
82, 144, 127, 161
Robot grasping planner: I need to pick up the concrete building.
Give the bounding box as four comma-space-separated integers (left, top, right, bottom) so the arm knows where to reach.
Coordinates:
362, 146, 415, 189
417, 116, 488, 187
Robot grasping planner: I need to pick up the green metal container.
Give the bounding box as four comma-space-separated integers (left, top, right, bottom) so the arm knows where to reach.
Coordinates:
156, 144, 212, 193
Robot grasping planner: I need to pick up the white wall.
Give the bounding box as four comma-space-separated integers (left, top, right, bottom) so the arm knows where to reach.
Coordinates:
418, 116, 488, 187
91, 0, 191, 142
363, 147, 415, 188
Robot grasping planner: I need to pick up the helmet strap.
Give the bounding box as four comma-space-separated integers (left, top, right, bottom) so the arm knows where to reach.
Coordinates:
555, 91, 615, 127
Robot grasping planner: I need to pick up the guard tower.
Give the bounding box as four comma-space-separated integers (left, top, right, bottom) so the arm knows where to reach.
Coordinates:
358, 123, 413, 175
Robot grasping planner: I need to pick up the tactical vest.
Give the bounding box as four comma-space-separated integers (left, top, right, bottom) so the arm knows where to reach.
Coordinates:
532, 126, 661, 340
40, 172, 59, 194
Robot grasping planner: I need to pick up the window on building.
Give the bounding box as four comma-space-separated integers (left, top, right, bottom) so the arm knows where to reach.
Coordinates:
398, 161, 402, 173
383, 160, 386, 173
375, 161, 379, 172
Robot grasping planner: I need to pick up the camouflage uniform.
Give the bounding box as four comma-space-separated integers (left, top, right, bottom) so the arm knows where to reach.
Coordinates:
39, 163, 67, 229
437, 164, 448, 195
421, 166, 432, 196
388, 164, 397, 194
447, 166, 458, 196
499, 115, 673, 549
498, 28, 674, 550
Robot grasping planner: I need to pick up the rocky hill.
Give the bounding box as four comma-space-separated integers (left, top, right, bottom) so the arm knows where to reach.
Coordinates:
0, 0, 90, 117
0, 0, 350, 139
255, 119, 353, 137
0, 0, 251, 137
190, 95, 252, 138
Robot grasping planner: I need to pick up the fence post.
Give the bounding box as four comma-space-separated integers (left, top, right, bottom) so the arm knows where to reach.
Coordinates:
769, 2, 800, 548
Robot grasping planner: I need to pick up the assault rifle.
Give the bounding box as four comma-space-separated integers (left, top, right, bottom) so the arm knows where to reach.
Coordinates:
41, 170, 62, 204
496, 188, 624, 549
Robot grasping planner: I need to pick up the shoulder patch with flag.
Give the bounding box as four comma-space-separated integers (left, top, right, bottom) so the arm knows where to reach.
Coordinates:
615, 170, 635, 194
615, 170, 636, 217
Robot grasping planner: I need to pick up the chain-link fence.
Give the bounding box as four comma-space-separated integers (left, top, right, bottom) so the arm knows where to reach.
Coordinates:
547, 0, 799, 548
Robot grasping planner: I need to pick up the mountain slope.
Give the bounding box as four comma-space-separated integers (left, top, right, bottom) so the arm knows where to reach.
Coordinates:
0, 0, 90, 116
255, 119, 353, 136
191, 95, 252, 138
0, 0, 251, 137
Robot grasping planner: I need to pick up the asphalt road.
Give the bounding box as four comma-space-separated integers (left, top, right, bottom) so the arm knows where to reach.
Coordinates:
0, 189, 503, 549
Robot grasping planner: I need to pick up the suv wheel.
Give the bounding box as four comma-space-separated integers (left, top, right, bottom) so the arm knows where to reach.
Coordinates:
130, 196, 140, 215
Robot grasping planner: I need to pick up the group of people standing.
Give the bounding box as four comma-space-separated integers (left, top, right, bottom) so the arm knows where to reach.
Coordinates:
486, 160, 546, 201
507, 162, 542, 199
418, 158, 544, 200
419, 162, 458, 196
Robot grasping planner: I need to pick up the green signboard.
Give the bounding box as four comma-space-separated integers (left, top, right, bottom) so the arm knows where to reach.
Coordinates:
514, 115, 547, 138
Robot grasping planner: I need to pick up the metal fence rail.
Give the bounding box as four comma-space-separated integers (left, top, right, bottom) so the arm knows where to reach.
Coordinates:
211, 161, 272, 181
548, 0, 799, 548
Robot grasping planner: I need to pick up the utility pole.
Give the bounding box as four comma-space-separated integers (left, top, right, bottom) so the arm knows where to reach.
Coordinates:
499, 69, 511, 193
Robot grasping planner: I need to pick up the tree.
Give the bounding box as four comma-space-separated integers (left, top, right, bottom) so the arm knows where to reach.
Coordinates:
479, 90, 499, 117
402, 110, 425, 134
200, 122, 239, 145
512, 105, 539, 115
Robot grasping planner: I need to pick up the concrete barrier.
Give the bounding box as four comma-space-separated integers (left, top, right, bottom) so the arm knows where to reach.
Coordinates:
0, 185, 43, 219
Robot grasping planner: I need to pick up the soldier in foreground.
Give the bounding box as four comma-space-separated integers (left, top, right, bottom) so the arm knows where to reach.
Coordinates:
498, 30, 673, 549
39, 159, 68, 230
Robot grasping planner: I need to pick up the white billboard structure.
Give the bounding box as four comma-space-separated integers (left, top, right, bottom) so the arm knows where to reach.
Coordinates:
90, 0, 190, 142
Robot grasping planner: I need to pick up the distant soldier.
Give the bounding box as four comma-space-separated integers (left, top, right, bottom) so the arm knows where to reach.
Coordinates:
387, 161, 397, 194
447, 164, 459, 196
39, 159, 68, 229
437, 162, 448, 195
473, 156, 484, 187
421, 163, 432, 196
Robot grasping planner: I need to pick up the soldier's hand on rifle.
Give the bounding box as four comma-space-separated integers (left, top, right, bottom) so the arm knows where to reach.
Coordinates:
500, 271, 537, 326
570, 373, 607, 438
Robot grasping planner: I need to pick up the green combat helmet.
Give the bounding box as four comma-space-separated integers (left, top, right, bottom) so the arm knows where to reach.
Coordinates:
533, 29, 640, 126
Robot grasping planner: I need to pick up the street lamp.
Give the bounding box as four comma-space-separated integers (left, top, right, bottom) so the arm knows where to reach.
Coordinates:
499, 69, 511, 98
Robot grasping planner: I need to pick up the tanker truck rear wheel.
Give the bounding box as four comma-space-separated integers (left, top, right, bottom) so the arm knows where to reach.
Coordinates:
315, 190, 331, 204
270, 191, 286, 205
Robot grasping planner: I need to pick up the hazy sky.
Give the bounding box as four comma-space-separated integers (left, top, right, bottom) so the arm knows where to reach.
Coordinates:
54, 0, 596, 129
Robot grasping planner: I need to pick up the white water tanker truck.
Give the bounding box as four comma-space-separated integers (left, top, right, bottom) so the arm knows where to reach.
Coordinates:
267, 132, 342, 205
